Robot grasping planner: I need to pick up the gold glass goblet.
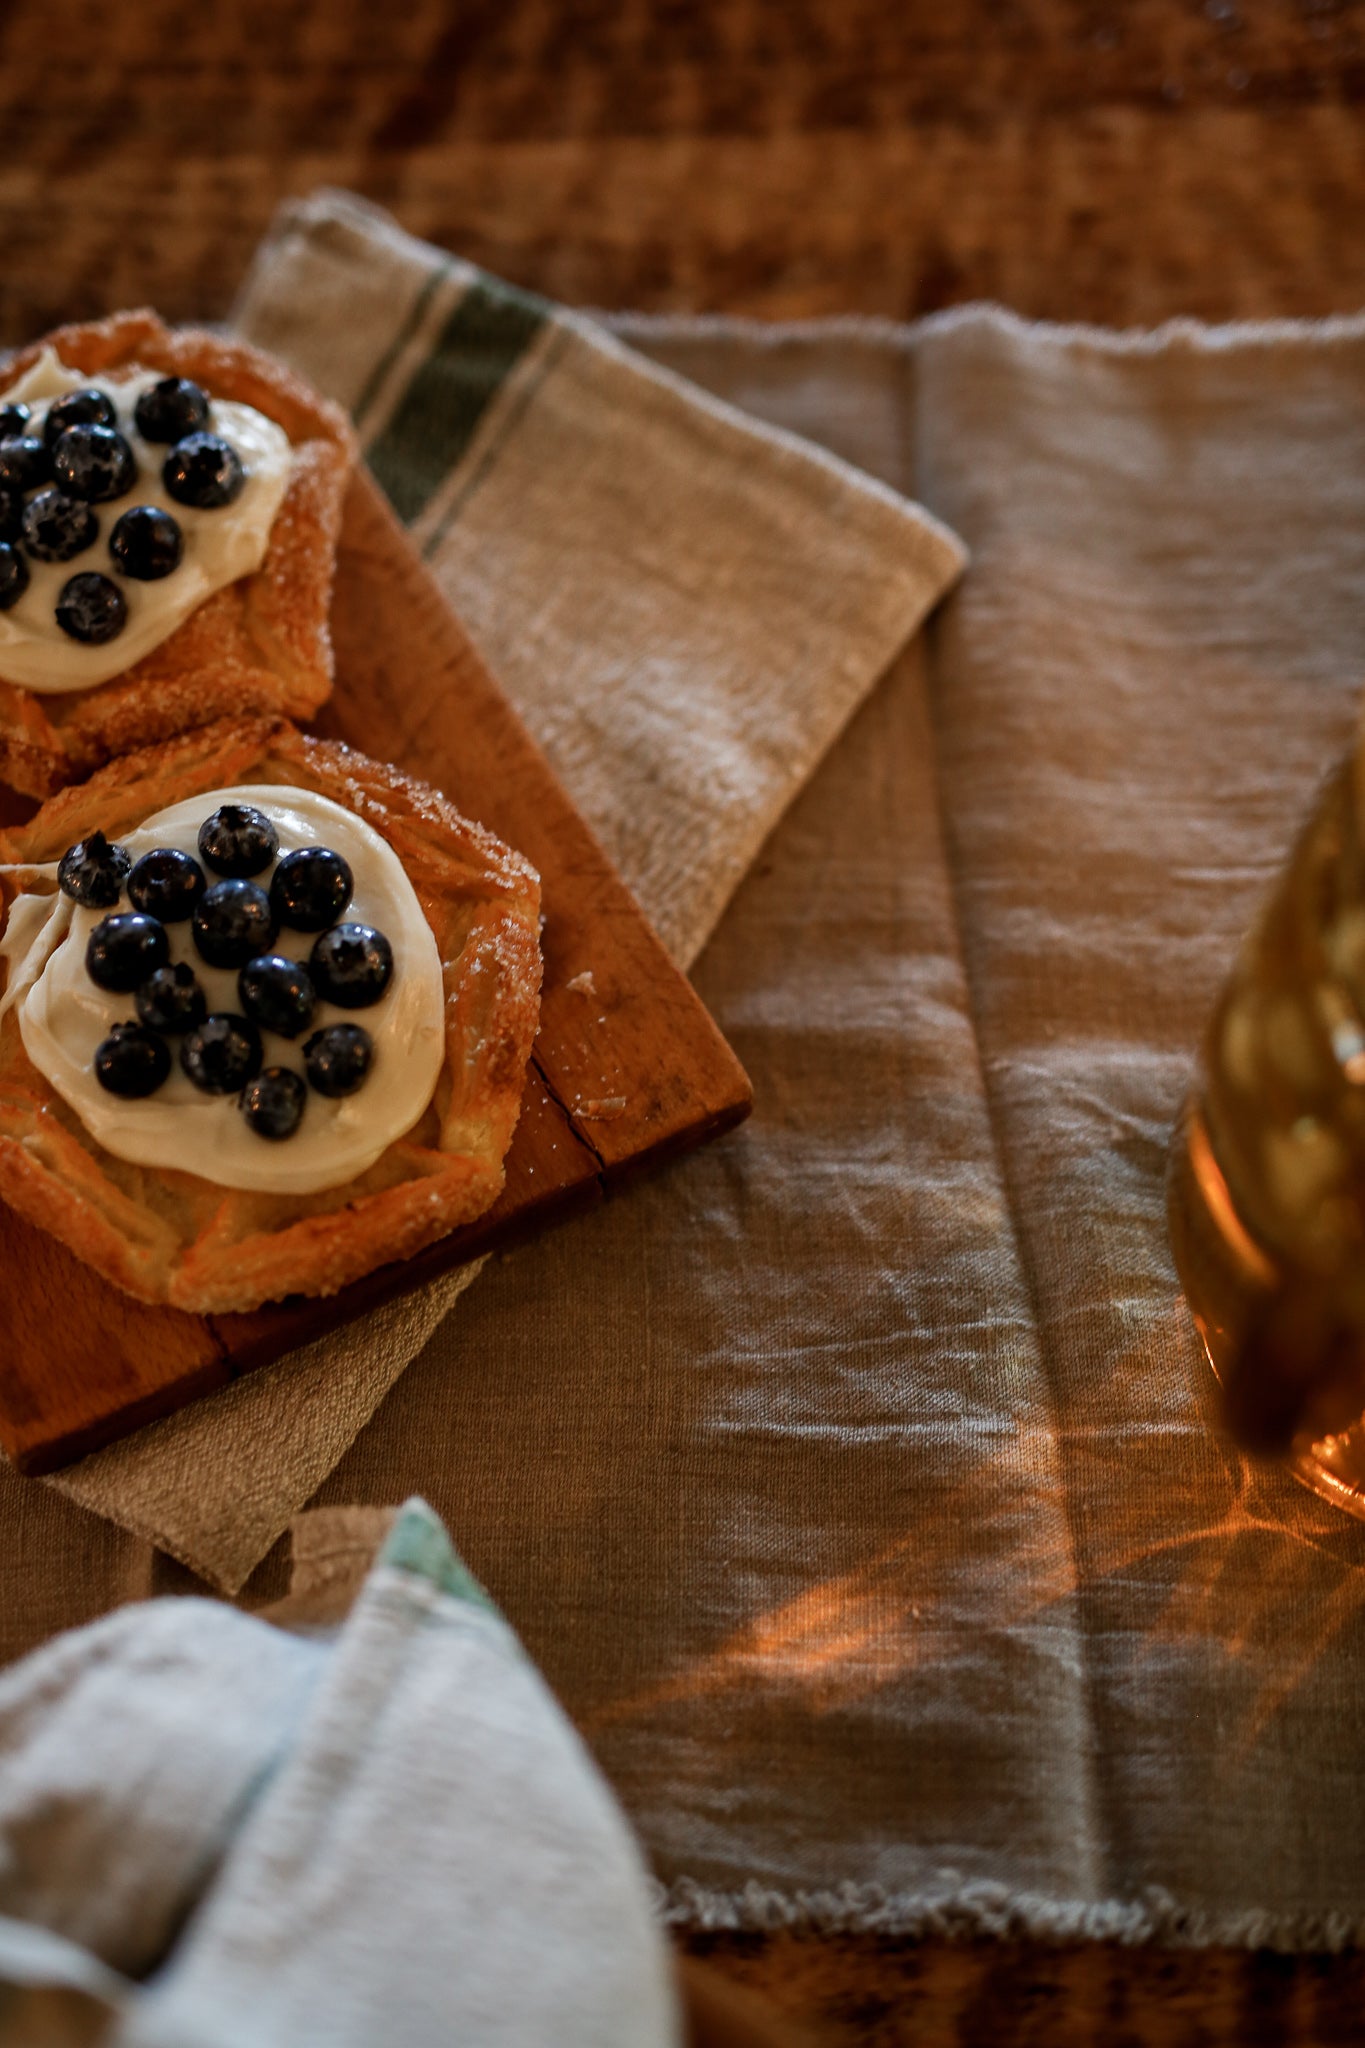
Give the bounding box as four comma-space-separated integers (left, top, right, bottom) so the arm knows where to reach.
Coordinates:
1169, 752, 1365, 1510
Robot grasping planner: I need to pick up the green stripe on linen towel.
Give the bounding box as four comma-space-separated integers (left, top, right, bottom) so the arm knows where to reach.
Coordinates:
364, 277, 549, 526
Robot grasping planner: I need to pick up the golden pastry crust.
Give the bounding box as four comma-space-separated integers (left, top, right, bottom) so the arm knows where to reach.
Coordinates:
0, 311, 356, 798
0, 717, 542, 1312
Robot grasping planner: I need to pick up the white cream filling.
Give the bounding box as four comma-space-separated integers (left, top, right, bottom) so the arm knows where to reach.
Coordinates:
0, 786, 447, 1196
0, 350, 291, 693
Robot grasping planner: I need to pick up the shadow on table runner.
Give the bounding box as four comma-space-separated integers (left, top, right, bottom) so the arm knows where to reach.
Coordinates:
614, 309, 1365, 1944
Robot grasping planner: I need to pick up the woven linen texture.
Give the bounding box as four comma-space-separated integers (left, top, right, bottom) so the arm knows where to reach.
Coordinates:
9, 203, 1365, 1941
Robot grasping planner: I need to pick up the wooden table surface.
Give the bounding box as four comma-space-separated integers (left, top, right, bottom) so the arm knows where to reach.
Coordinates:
4, 2, 1365, 2040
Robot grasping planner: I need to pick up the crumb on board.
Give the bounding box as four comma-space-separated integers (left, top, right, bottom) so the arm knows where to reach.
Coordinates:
564, 968, 597, 996
576, 1095, 628, 1121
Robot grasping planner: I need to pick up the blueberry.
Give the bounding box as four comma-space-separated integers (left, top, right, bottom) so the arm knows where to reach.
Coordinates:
126, 846, 205, 921
309, 923, 394, 1009
180, 1013, 263, 1095
192, 878, 276, 969
163, 432, 244, 510
303, 1022, 373, 1098
55, 572, 126, 646
0, 543, 29, 611
93, 1021, 170, 1099
109, 504, 182, 581
134, 377, 209, 443
240, 1066, 307, 1139
0, 403, 30, 438
197, 803, 278, 878
0, 489, 21, 547
42, 388, 116, 449
52, 424, 136, 504
86, 911, 168, 993
136, 961, 207, 1035
0, 436, 49, 492
58, 830, 132, 908
269, 846, 354, 932
23, 488, 97, 564
238, 954, 315, 1038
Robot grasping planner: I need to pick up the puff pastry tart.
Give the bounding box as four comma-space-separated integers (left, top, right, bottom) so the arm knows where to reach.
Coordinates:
0, 717, 542, 1312
0, 311, 355, 798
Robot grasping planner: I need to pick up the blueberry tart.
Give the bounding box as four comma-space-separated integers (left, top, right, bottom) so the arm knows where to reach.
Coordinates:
0, 716, 542, 1313
0, 311, 355, 800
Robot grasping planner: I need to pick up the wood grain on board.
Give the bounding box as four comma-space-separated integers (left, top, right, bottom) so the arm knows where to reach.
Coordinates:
0, 468, 752, 1475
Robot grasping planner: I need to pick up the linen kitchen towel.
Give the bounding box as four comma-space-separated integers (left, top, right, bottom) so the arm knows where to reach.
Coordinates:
232, 190, 965, 970
0, 1498, 679, 2046
29, 190, 966, 1593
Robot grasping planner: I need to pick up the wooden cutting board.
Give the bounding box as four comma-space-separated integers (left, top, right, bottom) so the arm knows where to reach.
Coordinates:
0, 470, 752, 1475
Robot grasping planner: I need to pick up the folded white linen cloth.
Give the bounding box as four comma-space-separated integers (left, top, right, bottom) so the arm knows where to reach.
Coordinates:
0, 1498, 679, 2047
32, 190, 964, 1594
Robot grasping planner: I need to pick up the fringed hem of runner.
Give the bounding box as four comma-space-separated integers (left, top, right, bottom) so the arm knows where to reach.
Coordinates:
604, 304, 1365, 358
653, 1877, 1365, 1952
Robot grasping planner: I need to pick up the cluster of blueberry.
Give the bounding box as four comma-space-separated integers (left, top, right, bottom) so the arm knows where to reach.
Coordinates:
58, 804, 394, 1141
0, 377, 244, 646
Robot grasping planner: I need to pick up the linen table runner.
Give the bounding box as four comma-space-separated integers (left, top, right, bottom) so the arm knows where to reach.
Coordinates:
8, 208, 1365, 1945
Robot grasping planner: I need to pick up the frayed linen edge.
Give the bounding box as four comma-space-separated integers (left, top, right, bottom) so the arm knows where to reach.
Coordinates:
603, 303, 1365, 358
652, 1877, 1365, 1953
